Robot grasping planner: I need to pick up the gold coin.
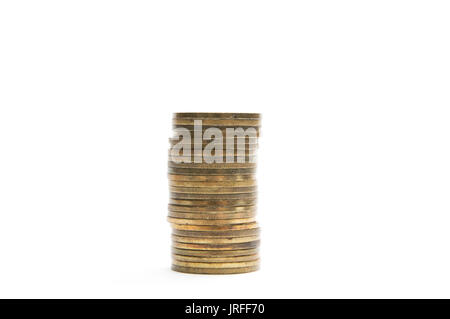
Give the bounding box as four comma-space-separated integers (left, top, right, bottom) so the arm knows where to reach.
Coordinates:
169, 138, 258, 146
168, 216, 256, 225
172, 125, 260, 133
173, 118, 260, 126
169, 186, 256, 194
169, 180, 256, 187
170, 192, 257, 200
168, 212, 255, 219
173, 113, 261, 119
172, 254, 259, 263
171, 264, 259, 274
172, 240, 260, 250
172, 258, 259, 268
169, 198, 257, 207
170, 222, 258, 231
168, 167, 256, 175
172, 235, 259, 244
168, 174, 255, 182
168, 162, 256, 169
172, 228, 260, 237
169, 157, 257, 164
172, 247, 259, 257
169, 204, 256, 212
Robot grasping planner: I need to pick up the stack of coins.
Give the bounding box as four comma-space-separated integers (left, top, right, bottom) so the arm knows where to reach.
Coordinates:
168, 112, 261, 274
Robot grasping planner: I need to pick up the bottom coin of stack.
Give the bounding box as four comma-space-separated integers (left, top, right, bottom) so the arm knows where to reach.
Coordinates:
168, 176, 260, 274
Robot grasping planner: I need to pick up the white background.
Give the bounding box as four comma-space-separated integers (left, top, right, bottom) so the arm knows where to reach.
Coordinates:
1, 1, 449, 298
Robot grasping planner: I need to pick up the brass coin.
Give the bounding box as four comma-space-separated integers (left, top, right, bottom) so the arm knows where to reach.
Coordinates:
170, 222, 258, 231
168, 216, 256, 225
169, 186, 256, 194
168, 211, 255, 219
168, 180, 256, 187
173, 118, 260, 126
172, 235, 259, 244
169, 157, 257, 164
172, 247, 259, 257
169, 136, 258, 142
169, 198, 257, 207
168, 167, 256, 175
168, 162, 256, 169
172, 125, 260, 133
172, 264, 259, 274
172, 259, 259, 268
169, 138, 258, 146
172, 228, 260, 237
168, 174, 255, 182
170, 192, 257, 200
172, 240, 260, 250
173, 113, 261, 119
169, 204, 256, 212
172, 254, 259, 263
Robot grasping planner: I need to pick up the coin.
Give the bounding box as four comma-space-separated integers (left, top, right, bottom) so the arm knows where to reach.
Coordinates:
169, 204, 256, 212
167, 216, 256, 225
169, 186, 256, 194
172, 235, 259, 244
173, 113, 260, 119
168, 167, 256, 175
172, 240, 260, 250
171, 265, 259, 274
172, 228, 260, 238
168, 212, 255, 219
170, 192, 257, 200
172, 124, 260, 132
172, 258, 259, 269
168, 162, 256, 169
173, 118, 261, 126
170, 222, 258, 231
169, 156, 257, 164
172, 254, 259, 263
172, 246, 259, 256
169, 141, 258, 148
168, 180, 257, 187
169, 198, 257, 207
168, 174, 255, 182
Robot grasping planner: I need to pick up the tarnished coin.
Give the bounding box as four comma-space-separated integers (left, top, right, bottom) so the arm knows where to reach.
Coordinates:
170, 192, 257, 200
169, 204, 256, 213
168, 167, 256, 175
168, 162, 256, 169
172, 259, 259, 269
173, 118, 260, 126
169, 186, 256, 194
172, 240, 260, 251
172, 247, 259, 257
172, 264, 259, 274
169, 198, 257, 207
168, 180, 256, 187
170, 222, 258, 231
168, 216, 256, 225
172, 235, 259, 244
169, 137, 258, 144
172, 254, 259, 263
169, 157, 257, 164
172, 126, 260, 135
173, 112, 260, 119
168, 174, 255, 182
172, 228, 260, 238
168, 211, 255, 219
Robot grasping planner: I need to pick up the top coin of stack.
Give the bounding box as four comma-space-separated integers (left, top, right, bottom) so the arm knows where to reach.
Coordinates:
168, 112, 261, 274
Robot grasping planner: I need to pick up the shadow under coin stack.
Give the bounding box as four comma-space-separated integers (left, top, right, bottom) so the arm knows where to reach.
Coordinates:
168, 112, 261, 274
